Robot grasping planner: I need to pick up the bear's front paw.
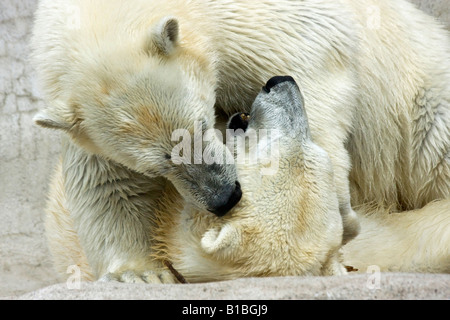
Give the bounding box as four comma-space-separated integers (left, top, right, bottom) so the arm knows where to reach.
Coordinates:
98, 269, 176, 284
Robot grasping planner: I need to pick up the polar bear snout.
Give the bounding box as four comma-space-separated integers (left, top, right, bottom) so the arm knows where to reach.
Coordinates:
208, 181, 242, 217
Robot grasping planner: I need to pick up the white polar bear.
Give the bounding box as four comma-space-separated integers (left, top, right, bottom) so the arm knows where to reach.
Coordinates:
31, 0, 449, 281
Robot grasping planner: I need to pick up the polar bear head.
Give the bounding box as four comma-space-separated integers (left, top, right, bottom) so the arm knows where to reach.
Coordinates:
197, 77, 345, 276
33, 17, 241, 216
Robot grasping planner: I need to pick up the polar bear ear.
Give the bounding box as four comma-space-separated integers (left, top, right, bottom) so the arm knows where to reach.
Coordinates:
33, 102, 75, 131
147, 16, 180, 56
201, 224, 241, 255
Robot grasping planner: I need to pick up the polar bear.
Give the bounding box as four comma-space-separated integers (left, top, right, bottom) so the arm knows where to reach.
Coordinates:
31, 0, 450, 280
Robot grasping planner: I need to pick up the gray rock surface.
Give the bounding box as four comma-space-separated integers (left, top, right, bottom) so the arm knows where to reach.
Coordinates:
0, 0, 449, 299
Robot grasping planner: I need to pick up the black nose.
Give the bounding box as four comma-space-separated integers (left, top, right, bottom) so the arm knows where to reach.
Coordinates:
209, 181, 242, 217
262, 76, 296, 93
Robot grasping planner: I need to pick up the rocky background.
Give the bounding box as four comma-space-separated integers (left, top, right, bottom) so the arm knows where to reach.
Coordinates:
1, 0, 449, 299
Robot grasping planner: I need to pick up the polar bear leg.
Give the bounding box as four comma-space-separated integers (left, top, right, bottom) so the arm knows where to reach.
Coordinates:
328, 145, 360, 244
410, 85, 450, 206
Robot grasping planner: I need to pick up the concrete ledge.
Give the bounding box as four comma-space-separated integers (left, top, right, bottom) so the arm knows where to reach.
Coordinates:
12, 273, 450, 300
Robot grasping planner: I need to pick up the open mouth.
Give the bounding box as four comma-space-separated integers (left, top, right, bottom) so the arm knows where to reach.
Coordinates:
208, 181, 242, 217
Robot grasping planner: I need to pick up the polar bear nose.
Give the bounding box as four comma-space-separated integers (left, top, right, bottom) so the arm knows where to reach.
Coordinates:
262, 75, 296, 93
228, 112, 250, 132
208, 181, 242, 217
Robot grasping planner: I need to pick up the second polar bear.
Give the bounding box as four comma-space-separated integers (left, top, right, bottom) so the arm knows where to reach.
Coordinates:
31, 0, 450, 280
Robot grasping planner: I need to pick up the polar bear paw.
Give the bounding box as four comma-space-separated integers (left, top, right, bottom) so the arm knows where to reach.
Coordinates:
98, 270, 176, 284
